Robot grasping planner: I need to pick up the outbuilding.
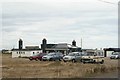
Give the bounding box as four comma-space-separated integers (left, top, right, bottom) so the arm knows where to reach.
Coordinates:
11, 48, 42, 58
11, 39, 42, 58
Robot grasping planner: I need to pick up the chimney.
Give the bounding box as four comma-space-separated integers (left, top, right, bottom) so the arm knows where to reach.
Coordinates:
72, 40, 76, 46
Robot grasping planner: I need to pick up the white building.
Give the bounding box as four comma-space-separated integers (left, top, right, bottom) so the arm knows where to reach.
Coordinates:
11, 39, 42, 58
11, 47, 42, 58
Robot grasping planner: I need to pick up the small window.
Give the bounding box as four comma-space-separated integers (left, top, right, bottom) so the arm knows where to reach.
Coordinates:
33, 52, 35, 54
17, 52, 18, 54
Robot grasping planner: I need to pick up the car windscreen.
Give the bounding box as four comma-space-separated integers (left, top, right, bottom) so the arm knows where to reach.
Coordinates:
68, 53, 75, 56
83, 52, 95, 56
56, 53, 63, 55
47, 53, 55, 56
112, 52, 119, 55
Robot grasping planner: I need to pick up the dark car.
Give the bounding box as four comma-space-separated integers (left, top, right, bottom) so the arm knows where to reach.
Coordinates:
29, 53, 47, 61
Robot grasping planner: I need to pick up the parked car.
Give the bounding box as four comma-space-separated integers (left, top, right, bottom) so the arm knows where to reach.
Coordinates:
42, 52, 63, 61
29, 53, 47, 61
110, 52, 120, 59
81, 51, 104, 64
63, 52, 83, 63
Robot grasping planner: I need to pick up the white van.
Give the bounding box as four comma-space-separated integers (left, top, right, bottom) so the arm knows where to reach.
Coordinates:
81, 51, 104, 64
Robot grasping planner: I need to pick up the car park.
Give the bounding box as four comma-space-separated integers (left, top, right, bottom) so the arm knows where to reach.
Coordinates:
110, 52, 120, 59
29, 53, 47, 61
63, 52, 83, 63
81, 51, 104, 64
42, 52, 63, 61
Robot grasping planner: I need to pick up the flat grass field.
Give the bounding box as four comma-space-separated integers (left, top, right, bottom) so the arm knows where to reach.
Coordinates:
1, 54, 119, 78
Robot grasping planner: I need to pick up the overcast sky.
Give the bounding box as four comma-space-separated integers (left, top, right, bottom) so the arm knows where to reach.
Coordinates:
1, 0, 119, 49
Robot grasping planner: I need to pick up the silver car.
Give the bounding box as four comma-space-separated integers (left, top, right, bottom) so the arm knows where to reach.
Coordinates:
42, 52, 63, 61
63, 52, 83, 63
110, 52, 120, 59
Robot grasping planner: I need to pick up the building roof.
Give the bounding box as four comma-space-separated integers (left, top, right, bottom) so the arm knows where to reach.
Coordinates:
52, 43, 78, 49
41, 44, 57, 49
25, 46, 40, 49
104, 48, 120, 52
46, 44, 57, 48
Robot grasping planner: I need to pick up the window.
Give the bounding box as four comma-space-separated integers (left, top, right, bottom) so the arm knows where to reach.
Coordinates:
33, 52, 35, 54
17, 52, 18, 54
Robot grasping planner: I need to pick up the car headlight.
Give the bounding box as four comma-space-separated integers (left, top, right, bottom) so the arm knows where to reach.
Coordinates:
116, 55, 118, 58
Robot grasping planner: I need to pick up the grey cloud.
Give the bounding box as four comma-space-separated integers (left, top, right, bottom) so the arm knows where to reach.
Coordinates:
2, 2, 118, 49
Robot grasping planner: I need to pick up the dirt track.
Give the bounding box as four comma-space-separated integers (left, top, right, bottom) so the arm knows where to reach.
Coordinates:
1, 54, 119, 78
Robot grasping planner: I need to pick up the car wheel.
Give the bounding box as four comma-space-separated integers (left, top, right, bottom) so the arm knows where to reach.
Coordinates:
93, 60, 96, 63
83, 62, 86, 64
49, 58, 53, 61
63, 60, 66, 62
100, 60, 104, 64
80, 59, 82, 62
29, 58, 32, 61
59, 59, 61, 61
43, 59, 46, 61
72, 59, 76, 63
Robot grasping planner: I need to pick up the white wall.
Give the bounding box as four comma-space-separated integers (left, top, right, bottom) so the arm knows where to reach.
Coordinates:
12, 50, 42, 58
29, 50, 42, 56
12, 51, 20, 58
106, 51, 114, 57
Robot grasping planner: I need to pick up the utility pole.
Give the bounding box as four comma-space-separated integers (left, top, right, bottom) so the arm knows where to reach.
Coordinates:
81, 38, 82, 49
